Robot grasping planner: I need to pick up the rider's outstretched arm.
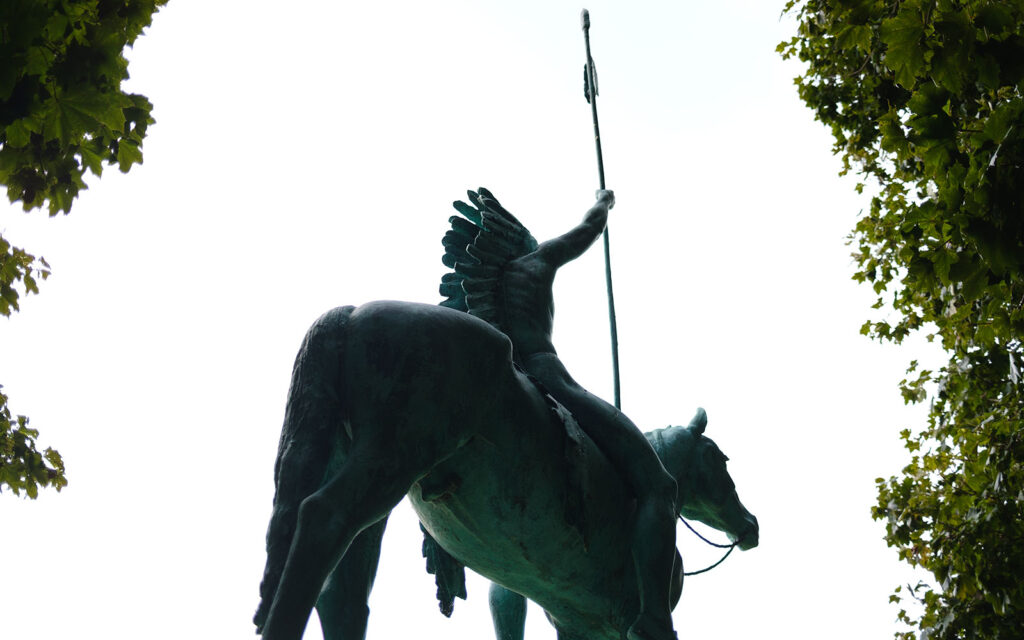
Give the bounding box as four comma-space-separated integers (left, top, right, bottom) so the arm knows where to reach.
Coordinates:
535, 190, 614, 268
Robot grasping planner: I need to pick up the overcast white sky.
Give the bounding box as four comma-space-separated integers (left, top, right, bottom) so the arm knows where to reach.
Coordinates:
2, 2, 942, 638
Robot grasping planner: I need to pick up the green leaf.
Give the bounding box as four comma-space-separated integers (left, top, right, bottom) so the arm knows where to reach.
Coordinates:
975, 53, 1000, 89
4, 119, 40, 148
977, 4, 1014, 37
24, 46, 53, 77
931, 248, 954, 285
931, 44, 967, 93
116, 139, 142, 172
78, 145, 104, 177
880, 2, 927, 88
60, 89, 129, 134
931, 11, 972, 93
41, 101, 68, 145
980, 101, 1023, 144
45, 89, 129, 146
837, 24, 873, 54
960, 265, 988, 303
44, 13, 69, 41
907, 84, 950, 117
921, 140, 953, 171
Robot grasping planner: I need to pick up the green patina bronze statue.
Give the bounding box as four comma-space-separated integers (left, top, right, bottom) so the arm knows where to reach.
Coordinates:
254, 190, 759, 640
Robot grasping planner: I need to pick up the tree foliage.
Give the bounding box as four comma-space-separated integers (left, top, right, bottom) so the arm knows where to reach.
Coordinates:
0, 385, 66, 498
0, 0, 166, 496
781, 1, 1024, 638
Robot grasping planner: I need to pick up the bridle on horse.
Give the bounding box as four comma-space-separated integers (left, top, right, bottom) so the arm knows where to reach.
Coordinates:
677, 515, 742, 576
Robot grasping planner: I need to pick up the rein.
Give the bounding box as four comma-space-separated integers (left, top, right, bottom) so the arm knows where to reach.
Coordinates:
678, 515, 739, 576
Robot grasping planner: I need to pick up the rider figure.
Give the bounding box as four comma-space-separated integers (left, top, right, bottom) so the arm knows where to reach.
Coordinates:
494, 189, 679, 640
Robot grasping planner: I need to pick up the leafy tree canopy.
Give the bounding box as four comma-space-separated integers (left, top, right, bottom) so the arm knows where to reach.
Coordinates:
0, 0, 166, 496
781, 1, 1024, 638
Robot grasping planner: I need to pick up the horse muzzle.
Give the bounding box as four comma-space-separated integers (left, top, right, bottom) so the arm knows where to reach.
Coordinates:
732, 514, 759, 550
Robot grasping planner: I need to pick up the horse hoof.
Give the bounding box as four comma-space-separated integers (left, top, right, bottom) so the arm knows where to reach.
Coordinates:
627, 613, 677, 640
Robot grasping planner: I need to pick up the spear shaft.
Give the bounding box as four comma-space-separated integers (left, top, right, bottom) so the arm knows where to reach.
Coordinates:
581, 8, 621, 410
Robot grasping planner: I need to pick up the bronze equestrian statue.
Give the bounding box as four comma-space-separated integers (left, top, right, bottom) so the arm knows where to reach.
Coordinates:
254, 190, 759, 640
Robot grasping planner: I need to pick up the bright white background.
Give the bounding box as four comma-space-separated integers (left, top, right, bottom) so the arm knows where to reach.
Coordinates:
2, 2, 939, 638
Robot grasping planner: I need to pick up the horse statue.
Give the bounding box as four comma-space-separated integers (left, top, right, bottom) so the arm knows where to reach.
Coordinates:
253, 299, 759, 640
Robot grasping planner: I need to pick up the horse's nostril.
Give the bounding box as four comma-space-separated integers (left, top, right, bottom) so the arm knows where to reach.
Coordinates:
741, 529, 759, 549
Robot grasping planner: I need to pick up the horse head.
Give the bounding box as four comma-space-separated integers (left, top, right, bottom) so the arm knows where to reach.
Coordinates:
647, 408, 759, 551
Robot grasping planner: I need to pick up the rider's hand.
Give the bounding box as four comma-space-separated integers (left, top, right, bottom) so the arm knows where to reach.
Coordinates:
595, 189, 615, 210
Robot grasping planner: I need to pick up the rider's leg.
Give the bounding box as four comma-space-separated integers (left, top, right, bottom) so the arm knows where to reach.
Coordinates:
523, 353, 679, 640
489, 583, 527, 640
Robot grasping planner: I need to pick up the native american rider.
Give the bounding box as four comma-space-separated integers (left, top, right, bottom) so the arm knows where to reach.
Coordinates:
440, 188, 679, 640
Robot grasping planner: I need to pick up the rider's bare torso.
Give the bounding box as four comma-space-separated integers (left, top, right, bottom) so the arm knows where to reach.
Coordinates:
502, 252, 558, 361
499, 190, 612, 364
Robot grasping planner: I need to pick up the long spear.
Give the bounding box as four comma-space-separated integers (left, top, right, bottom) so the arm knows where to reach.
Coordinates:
580, 8, 621, 410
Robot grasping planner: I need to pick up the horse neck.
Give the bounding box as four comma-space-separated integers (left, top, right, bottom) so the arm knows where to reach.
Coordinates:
647, 425, 699, 508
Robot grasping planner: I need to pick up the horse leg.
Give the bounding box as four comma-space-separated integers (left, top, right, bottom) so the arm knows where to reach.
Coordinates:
259, 444, 429, 639
489, 583, 527, 640
315, 516, 389, 640
261, 405, 468, 640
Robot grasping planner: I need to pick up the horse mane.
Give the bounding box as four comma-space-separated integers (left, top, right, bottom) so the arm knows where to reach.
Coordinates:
645, 424, 700, 500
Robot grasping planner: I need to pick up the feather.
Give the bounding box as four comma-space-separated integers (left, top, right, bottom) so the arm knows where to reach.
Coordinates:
443, 242, 471, 259
441, 252, 463, 269
442, 230, 473, 250
442, 250, 471, 270
440, 282, 464, 297
461, 278, 499, 294
480, 210, 516, 234
479, 217, 530, 252
478, 193, 518, 223
440, 297, 467, 311
472, 233, 515, 260
480, 210, 537, 253
466, 243, 503, 265
453, 262, 499, 278
452, 200, 482, 225
479, 196, 508, 217
448, 215, 480, 236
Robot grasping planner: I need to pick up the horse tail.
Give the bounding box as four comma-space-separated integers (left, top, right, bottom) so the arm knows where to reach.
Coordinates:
254, 305, 356, 633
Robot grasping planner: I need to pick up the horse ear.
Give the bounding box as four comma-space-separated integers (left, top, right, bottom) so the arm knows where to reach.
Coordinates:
687, 407, 707, 435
